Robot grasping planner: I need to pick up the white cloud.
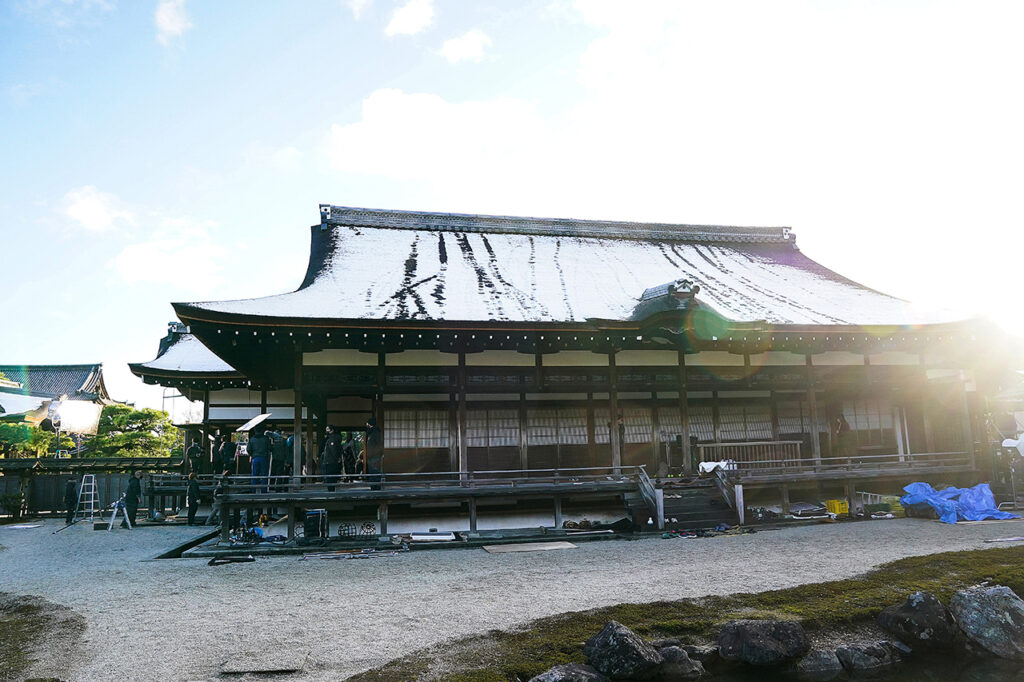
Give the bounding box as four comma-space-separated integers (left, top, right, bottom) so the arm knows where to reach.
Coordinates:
112, 217, 227, 292
155, 0, 192, 46
62, 185, 136, 232
385, 0, 433, 36
346, 0, 372, 20
327, 88, 548, 185
439, 28, 492, 63
324, 1, 1024, 333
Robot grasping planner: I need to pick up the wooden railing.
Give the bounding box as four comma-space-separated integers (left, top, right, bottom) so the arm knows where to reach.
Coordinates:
727, 451, 971, 480
154, 466, 644, 496
697, 441, 802, 468
636, 466, 664, 530
713, 467, 744, 524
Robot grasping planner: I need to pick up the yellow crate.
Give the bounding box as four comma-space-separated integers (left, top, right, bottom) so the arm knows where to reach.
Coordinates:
825, 499, 849, 515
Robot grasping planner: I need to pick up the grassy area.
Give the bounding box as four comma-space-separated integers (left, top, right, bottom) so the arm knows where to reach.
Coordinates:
351, 546, 1024, 682
0, 593, 85, 682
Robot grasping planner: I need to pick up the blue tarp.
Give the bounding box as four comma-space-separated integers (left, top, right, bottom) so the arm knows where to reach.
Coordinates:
901, 482, 1020, 524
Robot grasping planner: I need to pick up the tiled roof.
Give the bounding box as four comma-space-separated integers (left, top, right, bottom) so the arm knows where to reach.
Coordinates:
0, 364, 111, 402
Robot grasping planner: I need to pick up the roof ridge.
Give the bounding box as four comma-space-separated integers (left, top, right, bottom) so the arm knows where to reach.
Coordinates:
319, 205, 795, 244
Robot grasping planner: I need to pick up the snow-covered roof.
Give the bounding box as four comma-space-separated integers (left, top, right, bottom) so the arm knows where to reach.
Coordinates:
175, 205, 966, 328
129, 324, 240, 376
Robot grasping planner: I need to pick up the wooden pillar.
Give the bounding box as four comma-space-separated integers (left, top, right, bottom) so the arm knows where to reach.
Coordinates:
201, 390, 210, 473
609, 350, 621, 471
449, 392, 459, 472
961, 377, 976, 469
457, 352, 468, 477
221, 507, 230, 542
553, 495, 563, 529
468, 498, 477, 532
293, 353, 303, 485
651, 392, 664, 477
846, 479, 857, 516
780, 483, 791, 515
519, 393, 528, 470
305, 401, 315, 475
735, 483, 745, 524
287, 505, 297, 540
677, 351, 692, 475
769, 391, 780, 440
712, 390, 721, 443
260, 389, 267, 415
378, 502, 389, 535
806, 355, 822, 467
586, 393, 596, 466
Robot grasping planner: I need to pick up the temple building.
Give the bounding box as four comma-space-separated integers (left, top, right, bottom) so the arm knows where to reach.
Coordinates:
131, 205, 990, 523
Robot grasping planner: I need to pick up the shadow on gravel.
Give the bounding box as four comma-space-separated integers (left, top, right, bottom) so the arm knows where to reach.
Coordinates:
0, 592, 86, 682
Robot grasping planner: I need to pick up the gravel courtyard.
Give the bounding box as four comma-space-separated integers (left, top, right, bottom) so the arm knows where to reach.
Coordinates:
2, 517, 1023, 681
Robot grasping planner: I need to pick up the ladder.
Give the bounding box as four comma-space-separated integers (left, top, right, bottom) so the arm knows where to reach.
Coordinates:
74, 474, 98, 523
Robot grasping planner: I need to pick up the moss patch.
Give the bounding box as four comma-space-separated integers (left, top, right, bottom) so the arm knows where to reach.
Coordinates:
350, 546, 1024, 681
0, 593, 86, 682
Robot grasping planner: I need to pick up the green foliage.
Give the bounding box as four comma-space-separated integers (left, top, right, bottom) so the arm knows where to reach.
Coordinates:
0, 424, 72, 457
0, 492, 23, 519
91, 404, 178, 458
351, 546, 1024, 681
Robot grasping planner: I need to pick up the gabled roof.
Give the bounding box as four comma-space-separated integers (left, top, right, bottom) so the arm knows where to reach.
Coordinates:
129, 323, 241, 378
0, 364, 112, 403
174, 204, 965, 329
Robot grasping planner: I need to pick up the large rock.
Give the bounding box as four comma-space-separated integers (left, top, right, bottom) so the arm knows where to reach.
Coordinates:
950, 585, 1024, 660
679, 644, 718, 667
529, 663, 610, 682
717, 620, 810, 666
877, 590, 957, 649
656, 646, 705, 680
834, 641, 902, 677
785, 649, 845, 682
584, 621, 664, 680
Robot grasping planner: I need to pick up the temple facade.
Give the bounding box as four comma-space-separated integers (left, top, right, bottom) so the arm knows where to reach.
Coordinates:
132, 205, 986, 496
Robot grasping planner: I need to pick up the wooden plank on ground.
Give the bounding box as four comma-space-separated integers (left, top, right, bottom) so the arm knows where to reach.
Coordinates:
483, 541, 577, 554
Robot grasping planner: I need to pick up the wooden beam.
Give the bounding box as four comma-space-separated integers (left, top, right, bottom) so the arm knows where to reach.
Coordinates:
519, 393, 528, 470
458, 352, 468, 477
609, 350, 621, 471
293, 353, 303, 482
806, 355, 822, 467
678, 351, 692, 475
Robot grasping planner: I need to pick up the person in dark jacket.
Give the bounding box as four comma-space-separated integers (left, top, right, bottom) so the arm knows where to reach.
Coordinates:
186, 472, 201, 526
248, 429, 270, 493
186, 439, 202, 474
122, 470, 143, 528
218, 435, 237, 474
269, 429, 288, 484
364, 417, 384, 489
63, 479, 78, 525
321, 425, 343, 491
341, 431, 357, 481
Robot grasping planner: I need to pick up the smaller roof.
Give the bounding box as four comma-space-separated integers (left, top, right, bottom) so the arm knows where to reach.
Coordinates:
129, 322, 240, 377
0, 364, 112, 403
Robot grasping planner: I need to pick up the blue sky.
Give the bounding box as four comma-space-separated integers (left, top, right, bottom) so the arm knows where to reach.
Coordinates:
2, 0, 1022, 416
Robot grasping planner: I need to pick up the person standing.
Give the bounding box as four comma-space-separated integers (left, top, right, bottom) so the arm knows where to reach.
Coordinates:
364, 417, 384, 489
341, 431, 357, 481
186, 472, 201, 526
321, 425, 343, 491
219, 435, 237, 474
122, 470, 143, 528
285, 431, 306, 476
247, 428, 270, 493
269, 429, 288, 484
186, 439, 202, 475
63, 479, 77, 525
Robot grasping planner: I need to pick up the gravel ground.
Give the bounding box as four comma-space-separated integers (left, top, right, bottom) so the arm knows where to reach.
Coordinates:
1, 517, 1022, 681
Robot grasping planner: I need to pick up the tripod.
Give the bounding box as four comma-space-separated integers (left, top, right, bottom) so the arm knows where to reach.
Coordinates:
107, 493, 133, 531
